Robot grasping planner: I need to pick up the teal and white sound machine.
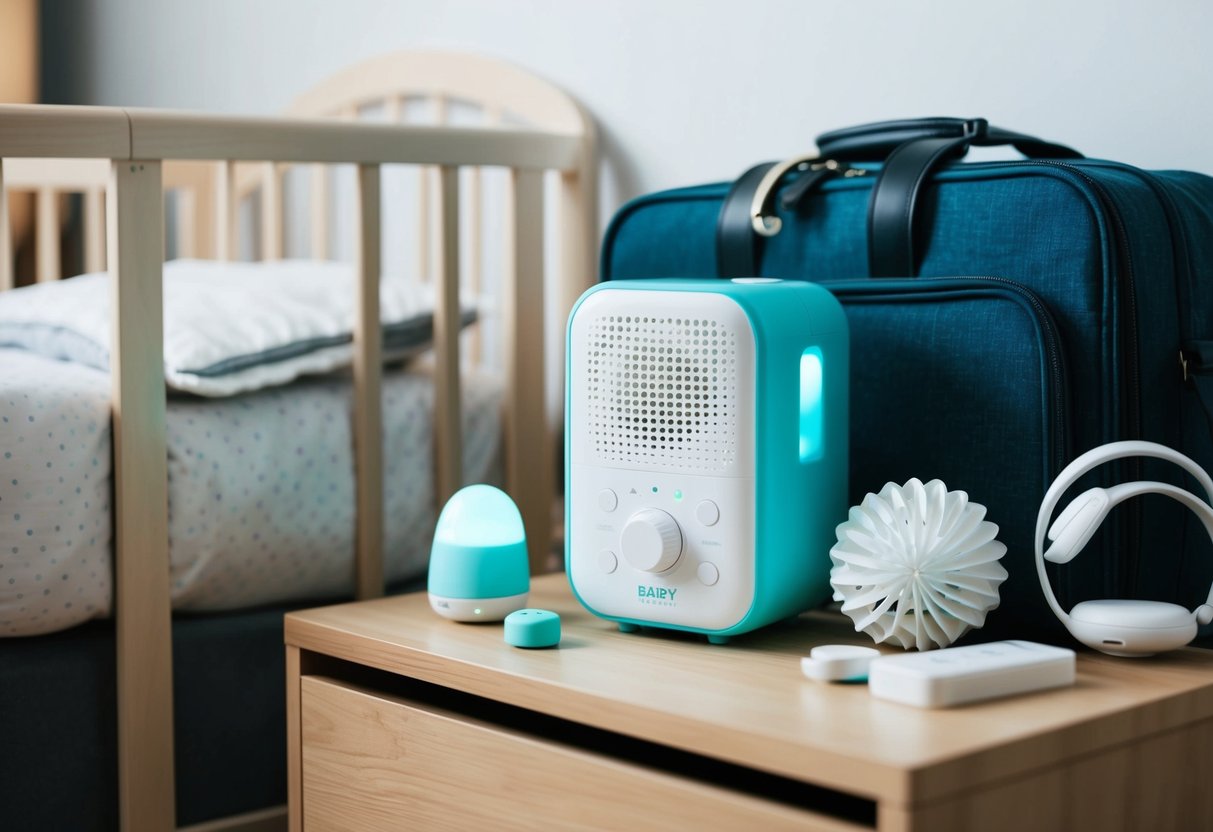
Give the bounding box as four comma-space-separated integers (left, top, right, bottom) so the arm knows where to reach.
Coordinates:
565, 278, 849, 642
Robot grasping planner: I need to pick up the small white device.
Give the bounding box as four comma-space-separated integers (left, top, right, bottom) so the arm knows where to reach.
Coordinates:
1036, 440, 1213, 657
868, 640, 1076, 708
800, 645, 881, 682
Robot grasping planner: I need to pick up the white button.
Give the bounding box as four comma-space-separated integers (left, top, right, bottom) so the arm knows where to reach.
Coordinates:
620, 509, 683, 573
598, 489, 618, 512
598, 549, 618, 574
695, 500, 720, 526
697, 562, 720, 586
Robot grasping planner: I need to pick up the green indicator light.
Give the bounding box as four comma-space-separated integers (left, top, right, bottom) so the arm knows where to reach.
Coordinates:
674, 490, 683, 501
651, 486, 659, 493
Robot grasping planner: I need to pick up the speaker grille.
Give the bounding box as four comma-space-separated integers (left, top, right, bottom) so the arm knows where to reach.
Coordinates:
584, 313, 739, 473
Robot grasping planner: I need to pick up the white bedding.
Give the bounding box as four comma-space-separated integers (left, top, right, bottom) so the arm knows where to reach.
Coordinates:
0, 349, 501, 636
0, 260, 475, 397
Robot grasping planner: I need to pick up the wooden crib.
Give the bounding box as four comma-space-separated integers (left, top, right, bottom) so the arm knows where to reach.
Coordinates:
0, 51, 595, 831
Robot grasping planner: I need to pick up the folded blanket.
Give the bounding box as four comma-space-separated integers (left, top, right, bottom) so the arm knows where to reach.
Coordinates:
0, 259, 475, 396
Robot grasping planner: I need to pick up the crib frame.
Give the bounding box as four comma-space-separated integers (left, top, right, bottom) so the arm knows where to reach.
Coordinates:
0, 54, 595, 832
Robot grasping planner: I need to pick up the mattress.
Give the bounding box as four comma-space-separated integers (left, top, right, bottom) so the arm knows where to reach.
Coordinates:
0, 349, 501, 636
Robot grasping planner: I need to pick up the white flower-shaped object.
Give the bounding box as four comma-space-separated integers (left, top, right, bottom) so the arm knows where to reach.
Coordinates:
830, 478, 1008, 650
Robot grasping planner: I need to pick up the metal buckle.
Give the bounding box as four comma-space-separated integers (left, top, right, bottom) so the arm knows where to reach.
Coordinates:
749, 150, 822, 237
963, 118, 990, 140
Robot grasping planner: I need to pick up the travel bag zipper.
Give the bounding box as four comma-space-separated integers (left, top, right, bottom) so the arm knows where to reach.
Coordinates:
1007, 160, 1141, 596
1010, 160, 1140, 444
1093, 162, 1197, 375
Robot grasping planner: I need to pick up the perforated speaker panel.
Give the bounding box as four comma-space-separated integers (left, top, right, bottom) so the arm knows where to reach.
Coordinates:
570, 289, 755, 476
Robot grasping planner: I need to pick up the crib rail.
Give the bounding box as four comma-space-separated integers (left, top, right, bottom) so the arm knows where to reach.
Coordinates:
0, 103, 589, 832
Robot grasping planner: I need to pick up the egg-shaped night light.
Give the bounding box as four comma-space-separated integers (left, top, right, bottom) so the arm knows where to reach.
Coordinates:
428, 484, 530, 621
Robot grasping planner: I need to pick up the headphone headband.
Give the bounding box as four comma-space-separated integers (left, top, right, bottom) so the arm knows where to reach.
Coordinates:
1035, 441, 1213, 630
1038, 440, 1213, 520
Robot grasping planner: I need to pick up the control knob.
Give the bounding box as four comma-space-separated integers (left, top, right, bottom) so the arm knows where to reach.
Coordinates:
620, 508, 683, 573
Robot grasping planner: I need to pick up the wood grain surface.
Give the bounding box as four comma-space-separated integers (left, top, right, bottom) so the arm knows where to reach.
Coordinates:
301, 676, 864, 832
287, 574, 1213, 809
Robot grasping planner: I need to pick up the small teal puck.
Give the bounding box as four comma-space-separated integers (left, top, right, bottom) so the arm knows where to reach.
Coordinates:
504, 609, 561, 648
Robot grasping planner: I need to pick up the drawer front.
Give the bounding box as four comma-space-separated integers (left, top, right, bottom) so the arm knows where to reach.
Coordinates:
301, 676, 861, 832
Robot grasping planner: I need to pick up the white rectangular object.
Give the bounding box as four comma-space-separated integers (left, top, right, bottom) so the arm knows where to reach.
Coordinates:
868, 640, 1076, 708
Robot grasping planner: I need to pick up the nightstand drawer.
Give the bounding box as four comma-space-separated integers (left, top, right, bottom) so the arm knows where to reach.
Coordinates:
300, 676, 864, 831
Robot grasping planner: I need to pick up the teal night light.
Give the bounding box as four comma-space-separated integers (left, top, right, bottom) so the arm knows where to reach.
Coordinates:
800, 347, 824, 462
428, 484, 530, 622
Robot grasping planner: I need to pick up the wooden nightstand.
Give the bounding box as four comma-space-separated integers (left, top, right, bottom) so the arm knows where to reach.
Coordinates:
285, 574, 1213, 831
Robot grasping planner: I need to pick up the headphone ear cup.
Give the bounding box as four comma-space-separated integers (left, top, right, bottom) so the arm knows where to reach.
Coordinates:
1068, 599, 1199, 656
1045, 487, 1110, 564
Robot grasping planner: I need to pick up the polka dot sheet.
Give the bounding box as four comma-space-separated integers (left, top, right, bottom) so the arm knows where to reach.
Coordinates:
0, 350, 112, 636
0, 349, 502, 635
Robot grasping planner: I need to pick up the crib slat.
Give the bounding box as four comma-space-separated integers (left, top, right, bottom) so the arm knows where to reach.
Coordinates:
417, 163, 431, 282
261, 161, 283, 260
505, 168, 551, 573
165, 160, 217, 260
556, 161, 598, 422
173, 187, 196, 260
310, 164, 327, 260
36, 186, 59, 282
435, 166, 463, 507
416, 96, 449, 285
466, 168, 483, 364
353, 163, 384, 600
0, 160, 11, 291
109, 160, 175, 832
216, 160, 237, 261
466, 105, 499, 366
83, 186, 105, 272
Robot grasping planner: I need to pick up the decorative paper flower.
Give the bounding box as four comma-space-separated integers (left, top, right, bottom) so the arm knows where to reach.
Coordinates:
829, 478, 1008, 650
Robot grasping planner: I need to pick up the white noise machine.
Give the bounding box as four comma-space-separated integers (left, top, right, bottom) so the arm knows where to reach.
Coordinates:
565, 278, 849, 642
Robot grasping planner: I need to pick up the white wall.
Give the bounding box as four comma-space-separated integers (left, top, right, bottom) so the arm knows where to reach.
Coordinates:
42, 0, 1213, 227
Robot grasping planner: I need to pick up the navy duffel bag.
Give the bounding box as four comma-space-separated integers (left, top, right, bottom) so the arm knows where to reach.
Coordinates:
601, 117, 1213, 638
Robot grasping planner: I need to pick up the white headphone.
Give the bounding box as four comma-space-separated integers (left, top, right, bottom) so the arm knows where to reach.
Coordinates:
1036, 440, 1213, 657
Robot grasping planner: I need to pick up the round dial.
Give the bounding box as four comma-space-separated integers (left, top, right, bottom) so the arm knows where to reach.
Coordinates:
620, 508, 684, 573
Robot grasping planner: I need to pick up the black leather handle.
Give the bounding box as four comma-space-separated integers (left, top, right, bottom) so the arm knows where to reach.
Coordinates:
818, 117, 1083, 164
715, 117, 1084, 279
867, 133, 972, 277
861, 118, 1082, 277
716, 161, 776, 278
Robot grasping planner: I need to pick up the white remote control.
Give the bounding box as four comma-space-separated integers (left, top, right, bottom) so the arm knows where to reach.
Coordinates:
868, 640, 1076, 708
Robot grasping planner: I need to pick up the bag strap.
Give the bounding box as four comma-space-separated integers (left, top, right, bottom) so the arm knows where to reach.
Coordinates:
817, 117, 1082, 163
715, 117, 1083, 279
718, 158, 856, 277
864, 118, 1082, 277
716, 162, 776, 278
